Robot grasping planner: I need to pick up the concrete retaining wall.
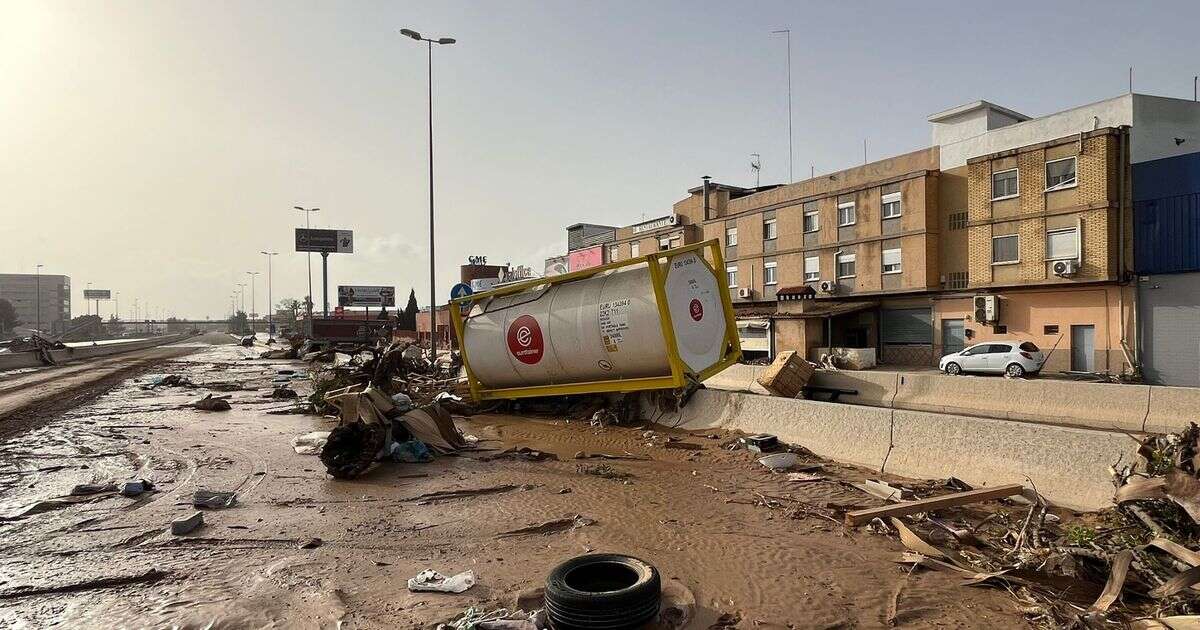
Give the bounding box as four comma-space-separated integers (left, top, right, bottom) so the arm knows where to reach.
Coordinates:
0, 335, 192, 372
707, 365, 1194, 435
657, 387, 1135, 511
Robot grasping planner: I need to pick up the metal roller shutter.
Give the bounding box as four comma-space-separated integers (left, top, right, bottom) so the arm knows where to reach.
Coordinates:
882, 308, 932, 344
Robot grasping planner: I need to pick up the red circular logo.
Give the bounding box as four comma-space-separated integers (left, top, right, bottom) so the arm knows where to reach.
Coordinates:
506, 315, 544, 365
689, 298, 704, 322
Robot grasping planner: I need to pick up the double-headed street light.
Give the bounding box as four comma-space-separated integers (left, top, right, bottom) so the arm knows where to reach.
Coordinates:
400, 27, 455, 364
246, 271, 261, 329
294, 206, 319, 311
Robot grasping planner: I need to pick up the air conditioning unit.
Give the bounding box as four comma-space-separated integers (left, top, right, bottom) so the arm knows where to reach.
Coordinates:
736, 287, 753, 299
973, 294, 999, 324
1052, 259, 1080, 277
817, 280, 837, 294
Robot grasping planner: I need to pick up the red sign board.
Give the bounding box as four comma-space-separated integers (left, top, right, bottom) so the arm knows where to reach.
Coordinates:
506, 314, 544, 365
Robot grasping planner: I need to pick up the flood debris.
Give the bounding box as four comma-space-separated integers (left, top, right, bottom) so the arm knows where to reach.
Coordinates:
71, 482, 116, 496
408, 568, 477, 593
755, 350, 816, 398
192, 489, 237, 509
576, 463, 632, 480
318, 381, 471, 479
270, 386, 298, 399
409, 484, 524, 504
171, 512, 204, 535
495, 514, 595, 539
119, 479, 154, 497
844, 484, 1024, 526
0, 568, 169, 600
189, 394, 231, 411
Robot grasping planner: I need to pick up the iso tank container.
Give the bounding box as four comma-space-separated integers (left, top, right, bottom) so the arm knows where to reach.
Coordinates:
450, 240, 741, 400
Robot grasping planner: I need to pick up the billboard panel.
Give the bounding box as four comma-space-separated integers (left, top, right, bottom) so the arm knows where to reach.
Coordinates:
567, 245, 604, 272
337, 285, 395, 307
296, 228, 354, 253
82, 289, 111, 300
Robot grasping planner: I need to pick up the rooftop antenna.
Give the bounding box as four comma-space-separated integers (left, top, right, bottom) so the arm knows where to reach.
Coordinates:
863, 138, 868, 165
1129, 66, 1133, 93
750, 153, 761, 187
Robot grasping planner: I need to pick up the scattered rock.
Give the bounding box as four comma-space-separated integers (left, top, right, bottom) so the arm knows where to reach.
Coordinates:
171, 512, 204, 535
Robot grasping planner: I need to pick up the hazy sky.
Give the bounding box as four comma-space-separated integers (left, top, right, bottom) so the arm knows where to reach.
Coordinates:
3, 1, 1199, 319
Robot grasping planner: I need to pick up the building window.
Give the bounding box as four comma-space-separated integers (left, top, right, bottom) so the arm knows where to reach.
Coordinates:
804, 256, 820, 282
726, 266, 738, 288
837, 201, 856, 227
630, 241, 640, 257
803, 211, 819, 233
1045, 156, 1077, 191
991, 168, 1019, 200
668, 236, 681, 248
992, 234, 1019, 264
763, 218, 777, 241
1044, 324, 1060, 335
608, 245, 619, 261
881, 192, 902, 219
993, 325, 1008, 334
764, 262, 778, 285
659, 237, 670, 251
882, 248, 902, 274
837, 253, 856, 278
1046, 227, 1079, 260
946, 271, 968, 289
949, 211, 968, 230
725, 226, 738, 247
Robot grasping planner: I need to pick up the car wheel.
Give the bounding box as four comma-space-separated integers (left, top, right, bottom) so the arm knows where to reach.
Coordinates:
1006, 363, 1026, 378
944, 362, 961, 375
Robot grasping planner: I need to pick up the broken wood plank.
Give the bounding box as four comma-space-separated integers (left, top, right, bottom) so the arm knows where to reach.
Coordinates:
844, 484, 1024, 527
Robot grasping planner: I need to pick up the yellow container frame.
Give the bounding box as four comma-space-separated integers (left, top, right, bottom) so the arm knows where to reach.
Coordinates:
449, 239, 742, 401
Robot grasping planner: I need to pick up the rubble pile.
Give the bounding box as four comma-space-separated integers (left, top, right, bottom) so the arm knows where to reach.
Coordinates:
845, 424, 1200, 628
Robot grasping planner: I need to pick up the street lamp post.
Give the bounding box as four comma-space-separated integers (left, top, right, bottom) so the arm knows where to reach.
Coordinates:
771, 29, 793, 183
261, 251, 278, 338
35, 264, 43, 334
294, 206, 320, 334
86, 282, 92, 317
246, 271, 260, 333
400, 27, 455, 364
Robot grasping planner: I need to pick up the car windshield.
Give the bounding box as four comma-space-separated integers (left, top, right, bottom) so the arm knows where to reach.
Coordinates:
1019, 342, 1040, 352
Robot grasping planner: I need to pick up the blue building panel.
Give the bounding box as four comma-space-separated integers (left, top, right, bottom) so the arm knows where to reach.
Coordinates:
1133, 151, 1200, 274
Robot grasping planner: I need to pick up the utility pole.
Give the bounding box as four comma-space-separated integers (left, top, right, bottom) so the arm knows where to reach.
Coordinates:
771, 29, 793, 183
261, 251, 277, 337
401, 27, 456, 364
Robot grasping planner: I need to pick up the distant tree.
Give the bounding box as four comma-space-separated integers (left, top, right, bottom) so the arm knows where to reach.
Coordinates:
228, 311, 249, 334
401, 289, 419, 330
106, 314, 126, 334
0, 299, 19, 334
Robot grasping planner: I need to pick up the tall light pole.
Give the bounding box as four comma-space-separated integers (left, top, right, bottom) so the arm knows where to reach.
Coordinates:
400, 27, 456, 363
115, 291, 119, 323
236, 283, 246, 313
35, 264, 43, 334
294, 207, 319, 318
86, 282, 92, 316
771, 29, 793, 183
261, 251, 278, 338
246, 271, 260, 329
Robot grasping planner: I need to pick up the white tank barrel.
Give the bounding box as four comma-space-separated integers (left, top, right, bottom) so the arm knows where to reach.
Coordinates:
452, 241, 740, 400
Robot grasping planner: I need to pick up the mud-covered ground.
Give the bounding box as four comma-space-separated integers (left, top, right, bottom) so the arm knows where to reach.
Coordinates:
0, 339, 1031, 628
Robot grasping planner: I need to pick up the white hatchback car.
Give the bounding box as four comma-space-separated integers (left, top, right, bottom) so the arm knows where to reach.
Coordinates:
939, 341, 1045, 378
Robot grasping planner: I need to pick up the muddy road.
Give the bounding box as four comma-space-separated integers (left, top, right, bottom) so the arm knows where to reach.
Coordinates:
0, 339, 1029, 628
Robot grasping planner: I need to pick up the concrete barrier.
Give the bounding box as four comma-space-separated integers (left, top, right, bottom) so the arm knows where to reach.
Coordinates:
1145, 386, 1200, 434
885, 409, 1137, 511
809, 370, 900, 407
0, 335, 193, 372
892, 373, 1150, 433
702, 363, 768, 394
650, 389, 893, 470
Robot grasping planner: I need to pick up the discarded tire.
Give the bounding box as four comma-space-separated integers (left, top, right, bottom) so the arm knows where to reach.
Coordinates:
545, 554, 660, 629
320, 421, 385, 479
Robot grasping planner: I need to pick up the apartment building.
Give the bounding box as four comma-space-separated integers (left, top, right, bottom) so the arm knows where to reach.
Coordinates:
550, 92, 1200, 378
0, 273, 72, 335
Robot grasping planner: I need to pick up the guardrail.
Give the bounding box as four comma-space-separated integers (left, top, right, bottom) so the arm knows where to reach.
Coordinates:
0, 334, 194, 372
